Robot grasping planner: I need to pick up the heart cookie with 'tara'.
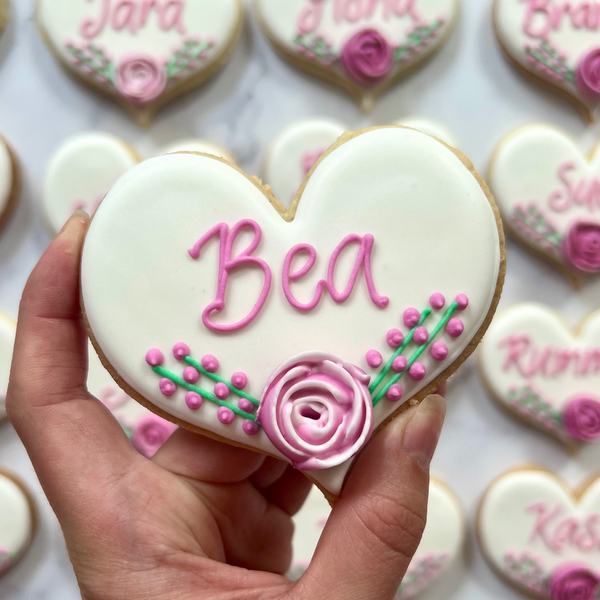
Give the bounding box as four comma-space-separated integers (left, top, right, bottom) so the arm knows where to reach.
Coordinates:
255, 0, 460, 112
37, 0, 243, 127
494, 0, 600, 122
81, 126, 504, 498
489, 124, 600, 286
480, 304, 600, 450
478, 466, 600, 600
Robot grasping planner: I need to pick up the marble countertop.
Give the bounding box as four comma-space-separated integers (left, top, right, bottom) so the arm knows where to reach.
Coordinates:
1, 0, 600, 598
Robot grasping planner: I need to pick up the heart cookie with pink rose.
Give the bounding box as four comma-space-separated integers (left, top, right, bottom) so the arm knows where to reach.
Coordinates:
479, 467, 600, 600
38, 0, 243, 126
255, 0, 460, 112
81, 126, 504, 498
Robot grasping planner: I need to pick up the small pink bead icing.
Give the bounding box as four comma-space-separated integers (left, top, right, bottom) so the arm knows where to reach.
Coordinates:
243, 420, 260, 436
201, 355, 219, 373
183, 367, 200, 384
386, 384, 403, 402
413, 326, 429, 345
173, 342, 190, 360
217, 407, 235, 425
145, 349, 164, 367
366, 350, 383, 368
159, 378, 176, 396
403, 308, 420, 328
392, 356, 408, 372
214, 383, 230, 400
185, 392, 203, 410
431, 342, 449, 361
238, 398, 254, 413
429, 293, 446, 310
231, 372, 248, 389
409, 363, 426, 381
456, 294, 469, 310
387, 329, 404, 348
447, 318, 464, 338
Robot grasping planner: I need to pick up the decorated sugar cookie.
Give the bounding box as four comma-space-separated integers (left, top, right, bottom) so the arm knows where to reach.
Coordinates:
81, 126, 504, 498
255, 0, 461, 112
0, 1, 9, 35
43, 132, 141, 235
161, 139, 237, 164
494, 0, 600, 122
0, 469, 36, 577
0, 134, 19, 235
37, 0, 244, 126
395, 117, 458, 148
489, 124, 600, 285
290, 478, 465, 598
0, 314, 16, 424
480, 304, 600, 450
479, 466, 600, 600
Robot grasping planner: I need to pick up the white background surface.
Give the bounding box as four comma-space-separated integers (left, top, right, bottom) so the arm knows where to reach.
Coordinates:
0, 0, 599, 598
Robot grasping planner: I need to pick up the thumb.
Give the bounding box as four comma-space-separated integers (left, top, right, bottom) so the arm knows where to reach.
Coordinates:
300, 394, 446, 600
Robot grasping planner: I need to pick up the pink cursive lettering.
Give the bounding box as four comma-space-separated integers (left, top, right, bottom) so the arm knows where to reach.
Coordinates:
547, 161, 600, 213
521, 0, 600, 40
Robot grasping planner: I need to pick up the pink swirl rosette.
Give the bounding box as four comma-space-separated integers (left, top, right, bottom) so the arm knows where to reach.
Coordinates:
563, 396, 600, 441
562, 222, 600, 273
115, 55, 167, 105
257, 352, 374, 470
576, 48, 600, 101
341, 29, 393, 86
133, 414, 176, 458
550, 564, 600, 600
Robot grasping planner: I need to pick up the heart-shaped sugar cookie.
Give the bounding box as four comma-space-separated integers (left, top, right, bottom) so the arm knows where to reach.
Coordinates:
81, 126, 504, 497
489, 124, 600, 285
478, 466, 600, 599
0, 134, 19, 235
0, 314, 16, 424
255, 0, 460, 112
38, 0, 243, 127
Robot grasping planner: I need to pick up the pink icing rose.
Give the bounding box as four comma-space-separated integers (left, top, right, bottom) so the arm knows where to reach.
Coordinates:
115, 55, 167, 105
301, 147, 326, 176
550, 564, 600, 600
257, 352, 374, 470
341, 29, 393, 86
562, 222, 600, 273
563, 396, 600, 441
576, 48, 600, 101
132, 414, 176, 458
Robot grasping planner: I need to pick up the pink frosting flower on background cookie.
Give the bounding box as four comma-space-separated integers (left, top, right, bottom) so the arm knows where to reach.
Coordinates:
550, 564, 600, 600
341, 29, 393, 86
562, 222, 600, 273
133, 414, 176, 458
576, 49, 600, 101
562, 396, 600, 441
115, 55, 167, 105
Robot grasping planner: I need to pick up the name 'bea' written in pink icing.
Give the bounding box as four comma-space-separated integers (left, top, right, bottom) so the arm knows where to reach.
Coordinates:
189, 219, 389, 332
522, 0, 600, 39
528, 502, 600, 554
297, 0, 422, 35
500, 333, 600, 378
546, 162, 600, 214
80, 0, 186, 40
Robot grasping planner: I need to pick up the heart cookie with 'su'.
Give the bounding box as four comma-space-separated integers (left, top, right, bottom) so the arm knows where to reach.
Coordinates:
37, 0, 243, 127
81, 126, 505, 498
478, 466, 600, 600
255, 0, 460, 112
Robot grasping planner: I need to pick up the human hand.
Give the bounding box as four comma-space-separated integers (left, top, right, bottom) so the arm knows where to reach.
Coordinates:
7, 212, 446, 600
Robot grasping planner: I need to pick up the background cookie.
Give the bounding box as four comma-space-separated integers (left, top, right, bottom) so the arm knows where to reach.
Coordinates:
0, 0, 9, 35
0, 313, 15, 424
37, 0, 244, 127
0, 134, 19, 235
395, 117, 458, 148
161, 139, 237, 164
255, 0, 461, 112
478, 466, 600, 600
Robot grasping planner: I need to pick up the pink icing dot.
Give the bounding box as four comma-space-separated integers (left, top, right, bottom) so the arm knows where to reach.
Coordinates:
456, 294, 469, 310
232, 372, 248, 389
238, 398, 255, 413
392, 356, 408, 372
403, 308, 420, 328
386, 384, 404, 402
447, 318, 464, 338
413, 326, 429, 345
409, 363, 426, 381
145, 349, 164, 367
183, 367, 200, 384
429, 293, 446, 310
366, 350, 383, 368
202, 355, 219, 373
387, 329, 404, 348
214, 383, 230, 400
218, 407, 235, 424
185, 392, 203, 410
431, 342, 449, 361
243, 420, 260, 436
159, 378, 176, 396
173, 342, 190, 360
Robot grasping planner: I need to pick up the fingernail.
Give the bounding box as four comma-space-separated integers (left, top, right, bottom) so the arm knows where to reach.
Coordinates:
60, 210, 90, 234
403, 394, 447, 470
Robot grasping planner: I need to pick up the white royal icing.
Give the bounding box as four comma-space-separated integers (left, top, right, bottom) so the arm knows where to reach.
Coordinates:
0, 471, 34, 576
479, 468, 600, 599
395, 117, 458, 148
0, 314, 16, 423
43, 132, 140, 235
0, 136, 14, 224
480, 303, 600, 448
81, 127, 502, 495
289, 478, 464, 598
256, 0, 460, 110
161, 139, 237, 164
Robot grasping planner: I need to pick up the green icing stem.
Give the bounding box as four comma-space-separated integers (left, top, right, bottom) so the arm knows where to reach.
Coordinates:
184, 356, 260, 407
369, 308, 433, 396
373, 302, 459, 406
152, 365, 258, 422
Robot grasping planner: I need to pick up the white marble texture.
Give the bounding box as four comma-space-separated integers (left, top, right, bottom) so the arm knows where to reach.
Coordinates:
1, 0, 600, 598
